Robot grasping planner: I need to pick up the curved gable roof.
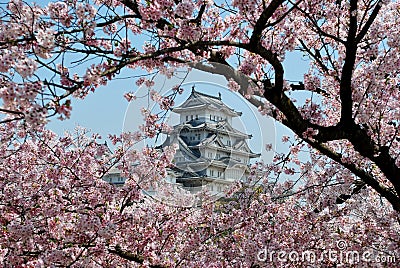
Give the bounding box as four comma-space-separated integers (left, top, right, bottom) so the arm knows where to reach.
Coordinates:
172, 88, 241, 117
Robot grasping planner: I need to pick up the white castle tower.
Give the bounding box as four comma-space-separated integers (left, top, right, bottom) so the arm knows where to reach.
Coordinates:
159, 87, 260, 194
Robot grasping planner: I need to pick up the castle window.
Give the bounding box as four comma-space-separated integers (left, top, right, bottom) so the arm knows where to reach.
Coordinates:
196, 114, 198, 120
210, 115, 212, 120
186, 115, 188, 121
191, 115, 193, 120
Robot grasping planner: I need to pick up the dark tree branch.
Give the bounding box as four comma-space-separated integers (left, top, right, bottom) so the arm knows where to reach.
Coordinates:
290, 82, 329, 97
119, 0, 142, 17
339, 0, 358, 125
336, 181, 366, 205
108, 245, 164, 268
356, 0, 383, 43
249, 0, 285, 45
306, 140, 400, 212
190, 4, 206, 25
0, 108, 24, 115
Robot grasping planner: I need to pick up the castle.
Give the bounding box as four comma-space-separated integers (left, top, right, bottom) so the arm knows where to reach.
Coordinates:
103, 87, 260, 197
158, 87, 260, 195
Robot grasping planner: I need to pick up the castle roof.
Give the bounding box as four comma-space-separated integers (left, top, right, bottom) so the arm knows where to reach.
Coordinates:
172, 87, 242, 117
194, 133, 260, 158
158, 129, 260, 160
171, 119, 252, 139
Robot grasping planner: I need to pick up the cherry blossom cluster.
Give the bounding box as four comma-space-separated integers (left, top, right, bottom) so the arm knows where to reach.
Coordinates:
239, 58, 257, 76
227, 78, 241, 92
0, 123, 398, 266
47, 1, 71, 26
175, 0, 195, 18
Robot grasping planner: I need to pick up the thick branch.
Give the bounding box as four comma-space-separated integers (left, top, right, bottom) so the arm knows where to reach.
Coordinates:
306, 140, 400, 212
102, 40, 246, 77
190, 4, 206, 25
356, 0, 383, 43
345, 123, 400, 197
249, 0, 285, 45
339, 0, 358, 124
119, 0, 142, 17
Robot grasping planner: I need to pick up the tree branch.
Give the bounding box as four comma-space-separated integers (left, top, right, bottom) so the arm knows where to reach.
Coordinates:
306, 139, 400, 212
356, 0, 383, 43
249, 0, 285, 45
108, 245, 164, 268
339, 0, 358, 125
